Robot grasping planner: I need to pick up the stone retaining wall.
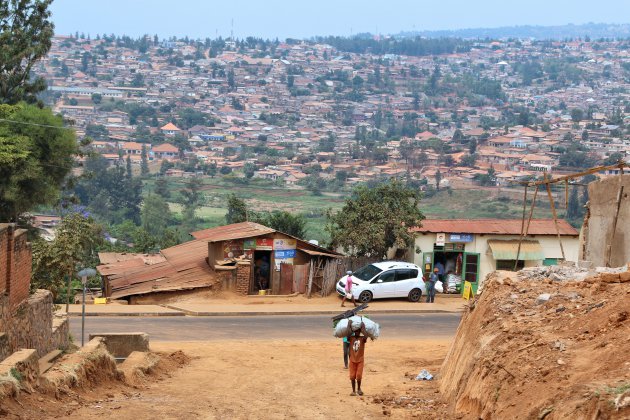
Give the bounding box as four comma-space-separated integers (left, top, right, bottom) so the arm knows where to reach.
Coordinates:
0, 290, 69, 358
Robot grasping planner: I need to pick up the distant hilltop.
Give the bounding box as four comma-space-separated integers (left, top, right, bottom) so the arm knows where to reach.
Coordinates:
395, 22, 630, 40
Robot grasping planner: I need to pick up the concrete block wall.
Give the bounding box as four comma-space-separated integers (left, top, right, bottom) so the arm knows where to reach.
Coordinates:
235, 264, 251, 295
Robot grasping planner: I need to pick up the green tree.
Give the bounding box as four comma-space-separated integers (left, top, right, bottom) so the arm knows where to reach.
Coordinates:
140, 144, 149, 176
243, 162, 256, 179
0, 0, 54, 104
180, 177, 203, 231
566, 186, 580, 220
154, 176, 170, 199
326, 180, 424, 258
141, 194, 172, 238
31, 213, 103, 302
255, 211, 307, 238
0, 103, 78, 221
225, 193, 248, 224
571, 108, 584, 123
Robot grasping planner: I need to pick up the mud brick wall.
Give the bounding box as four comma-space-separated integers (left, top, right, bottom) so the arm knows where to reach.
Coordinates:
235, 264, 251, 295
8, 229, 31, 309
0, 224, 32, 307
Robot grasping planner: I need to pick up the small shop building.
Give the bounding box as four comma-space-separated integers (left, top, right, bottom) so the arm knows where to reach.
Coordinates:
410, 219, 580, 294
97, 222, 341, 303
191, 222, 341, 295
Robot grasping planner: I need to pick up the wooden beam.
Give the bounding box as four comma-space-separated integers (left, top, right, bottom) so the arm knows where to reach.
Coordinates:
514, 185, 529, 271
544, 172, 566, 261
515, 161, 628, 187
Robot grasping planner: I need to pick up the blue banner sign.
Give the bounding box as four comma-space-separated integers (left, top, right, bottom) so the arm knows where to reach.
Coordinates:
449, 233, 473, 243
274, 249, 297, 259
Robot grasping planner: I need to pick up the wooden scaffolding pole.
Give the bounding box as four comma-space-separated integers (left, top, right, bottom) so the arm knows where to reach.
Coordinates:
544, 173, 566, 261
516, 161, 628, 187
514, 185, 528, 271
514, 185, 539, 270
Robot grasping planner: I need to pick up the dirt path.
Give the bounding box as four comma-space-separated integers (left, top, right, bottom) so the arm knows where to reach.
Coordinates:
64, 339, 452, 419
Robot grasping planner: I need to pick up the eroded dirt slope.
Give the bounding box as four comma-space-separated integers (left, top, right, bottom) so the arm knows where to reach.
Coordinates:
440, 267, 630, 420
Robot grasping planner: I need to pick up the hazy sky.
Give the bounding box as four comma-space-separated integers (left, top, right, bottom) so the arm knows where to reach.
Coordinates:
51, 0, 630, 39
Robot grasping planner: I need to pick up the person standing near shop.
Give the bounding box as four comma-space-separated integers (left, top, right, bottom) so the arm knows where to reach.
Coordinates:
426, 267, 438, 303
341, 271, 357, 307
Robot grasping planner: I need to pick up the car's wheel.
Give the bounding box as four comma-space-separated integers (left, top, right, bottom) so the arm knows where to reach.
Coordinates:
358, 291, 373, 303
408, 288, 422, 302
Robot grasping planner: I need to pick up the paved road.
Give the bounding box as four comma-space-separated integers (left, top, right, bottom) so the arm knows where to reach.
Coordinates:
69, 313, 462, 342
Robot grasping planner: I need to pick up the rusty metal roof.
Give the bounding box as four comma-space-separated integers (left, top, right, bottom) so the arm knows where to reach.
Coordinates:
100, 239, 218, 299
411, 219, 579, 236
191, 222, 275, 242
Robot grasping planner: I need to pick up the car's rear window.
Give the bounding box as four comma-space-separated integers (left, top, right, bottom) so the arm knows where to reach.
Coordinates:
353, 264, 383, 281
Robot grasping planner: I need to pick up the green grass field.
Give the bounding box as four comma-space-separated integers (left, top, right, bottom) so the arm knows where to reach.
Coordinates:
147, 177, 570, 244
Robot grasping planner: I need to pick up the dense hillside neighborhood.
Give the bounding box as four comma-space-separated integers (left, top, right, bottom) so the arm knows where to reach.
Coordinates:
37, 35, 630, 192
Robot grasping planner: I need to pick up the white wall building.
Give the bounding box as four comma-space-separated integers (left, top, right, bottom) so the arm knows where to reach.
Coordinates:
410, 219, 580, 294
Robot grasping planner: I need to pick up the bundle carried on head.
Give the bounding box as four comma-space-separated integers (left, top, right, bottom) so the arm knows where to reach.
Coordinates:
333, 315, 380, 340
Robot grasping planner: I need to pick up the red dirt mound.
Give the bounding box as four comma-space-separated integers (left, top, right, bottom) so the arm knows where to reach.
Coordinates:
440, 268, 630, 419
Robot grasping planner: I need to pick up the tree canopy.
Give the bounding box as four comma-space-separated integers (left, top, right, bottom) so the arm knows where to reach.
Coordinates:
326, 180, 424, 258
0, 103, 78, 221
0, 0, 54, 104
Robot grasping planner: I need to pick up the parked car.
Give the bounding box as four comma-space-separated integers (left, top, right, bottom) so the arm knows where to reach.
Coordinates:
336, 261, 426, 303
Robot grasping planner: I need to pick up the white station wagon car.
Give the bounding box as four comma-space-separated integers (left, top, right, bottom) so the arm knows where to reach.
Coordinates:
336, 261, 426, 303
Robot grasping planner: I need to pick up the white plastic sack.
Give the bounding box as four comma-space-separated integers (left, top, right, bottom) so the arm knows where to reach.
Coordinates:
349, 315, 380, 339
333, 318, 351, 338
435, 281, 444, 293
333, 316, 380, 340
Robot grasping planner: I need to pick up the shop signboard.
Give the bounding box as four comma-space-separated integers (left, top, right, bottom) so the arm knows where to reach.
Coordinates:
223, 240, 243, 258
436, 233, 446, 246
273, 239, 297, 251
243, 239, 256, 250
274, 249, 296, 270
462, 281, 473, 300
255, 238, 274, 251
449, 233, 474, 243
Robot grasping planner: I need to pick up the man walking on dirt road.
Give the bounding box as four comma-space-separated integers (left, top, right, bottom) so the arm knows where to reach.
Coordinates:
347, 321, 368, 396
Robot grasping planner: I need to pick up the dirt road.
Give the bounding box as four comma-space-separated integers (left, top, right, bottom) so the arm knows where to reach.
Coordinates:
63, 339, 452, 419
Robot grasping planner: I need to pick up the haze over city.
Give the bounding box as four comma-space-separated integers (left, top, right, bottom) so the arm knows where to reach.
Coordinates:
51, 0, 630, 39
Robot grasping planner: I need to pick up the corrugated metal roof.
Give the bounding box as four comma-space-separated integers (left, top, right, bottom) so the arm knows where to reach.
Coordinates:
98, 252, 166, 265
100, 239, 218, 299
411, 219, 579, 236
191, 222, 275, 242
487, 240, 544, 261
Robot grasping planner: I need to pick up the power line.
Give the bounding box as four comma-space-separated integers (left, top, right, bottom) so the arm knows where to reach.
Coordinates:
0, 117, 75, 131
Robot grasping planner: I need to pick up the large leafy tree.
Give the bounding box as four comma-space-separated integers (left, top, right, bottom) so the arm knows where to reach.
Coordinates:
226, 193, 248, 224
31, 212, 104, 301
0, 0, 54, 104
326, 180, 424, 258
0, 104, 78, 221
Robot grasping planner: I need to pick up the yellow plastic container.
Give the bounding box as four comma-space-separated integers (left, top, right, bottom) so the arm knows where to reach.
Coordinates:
258, 290, 267, 296
94, 297, 108, 305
